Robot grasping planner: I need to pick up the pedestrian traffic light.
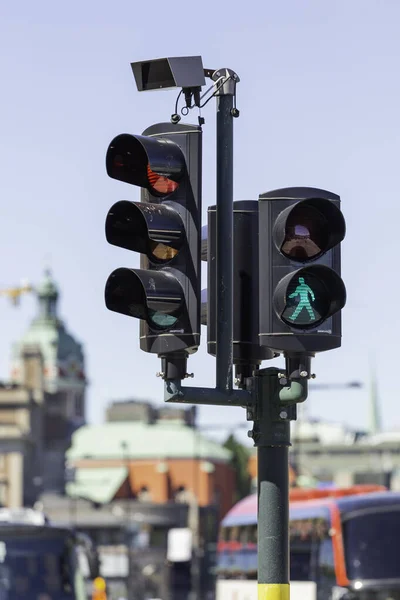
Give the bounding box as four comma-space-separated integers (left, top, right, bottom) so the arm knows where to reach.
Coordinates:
203, 201, 275, 382
258, 187, 346, 354
104, 122, 202, 358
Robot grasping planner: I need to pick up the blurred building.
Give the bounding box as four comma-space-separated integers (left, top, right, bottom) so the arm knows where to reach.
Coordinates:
247, 369, 396, 490
65, 401, 234, 518
42, 401, 234, 600
0, 270, 87, 506
248, 421, 400, 491
106, 398, 196, 428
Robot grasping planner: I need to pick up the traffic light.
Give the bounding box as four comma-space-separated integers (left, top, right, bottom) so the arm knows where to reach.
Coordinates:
203, 201, 275, 380
258, 187, 346, 354
105, 122, 202, 358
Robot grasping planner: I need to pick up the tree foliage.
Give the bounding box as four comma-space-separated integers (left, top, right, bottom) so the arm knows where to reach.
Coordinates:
223, 434, 251, 502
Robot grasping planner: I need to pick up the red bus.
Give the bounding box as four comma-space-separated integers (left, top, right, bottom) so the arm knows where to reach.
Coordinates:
216, 485, 400, 600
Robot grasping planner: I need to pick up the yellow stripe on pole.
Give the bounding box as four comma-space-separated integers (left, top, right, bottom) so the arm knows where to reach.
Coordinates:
258, 583, 290, 600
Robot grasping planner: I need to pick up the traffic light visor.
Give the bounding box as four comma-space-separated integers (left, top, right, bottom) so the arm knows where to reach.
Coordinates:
106, 133, 186, 197
105, 268, 184, 330
275, 265, 346, 329
106, 201, 184, 262
275, 199, 345, 262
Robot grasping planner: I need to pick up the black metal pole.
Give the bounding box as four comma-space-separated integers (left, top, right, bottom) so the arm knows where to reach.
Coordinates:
214, 73, 236, 393
251, 368, 299, 600
257, 446, 289, 598
164, 69, 245, 407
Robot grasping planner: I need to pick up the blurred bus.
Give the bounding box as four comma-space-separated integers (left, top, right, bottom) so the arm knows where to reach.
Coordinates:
0, 508, 99, 599
216, 485, 400, 600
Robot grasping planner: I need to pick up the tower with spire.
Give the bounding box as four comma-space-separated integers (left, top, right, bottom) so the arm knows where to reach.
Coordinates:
9, 269, 87, 494
11, 270, 86, 401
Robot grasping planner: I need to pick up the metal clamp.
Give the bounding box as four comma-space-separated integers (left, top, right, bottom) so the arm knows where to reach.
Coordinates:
212, 68, 240, 97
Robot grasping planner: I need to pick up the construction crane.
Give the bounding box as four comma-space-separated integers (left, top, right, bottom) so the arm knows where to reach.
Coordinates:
0, 281, 33, 307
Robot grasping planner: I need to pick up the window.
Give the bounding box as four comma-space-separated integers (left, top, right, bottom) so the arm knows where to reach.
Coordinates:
248, 525, 257, 545
74, 394, 85, 418
229, 527, 239, 542
219, 527, 228, 542
319, 537, 334, 577
239, 527, 248, 544
318, 537, 336, 598
343, 508, 400, 580
290, 546, 313, 581
138, 486, 152, 502
0, 456, 6, 472
149, 527, 167, 548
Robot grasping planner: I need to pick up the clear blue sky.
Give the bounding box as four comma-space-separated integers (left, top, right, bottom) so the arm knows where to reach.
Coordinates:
0, 1, 398, 440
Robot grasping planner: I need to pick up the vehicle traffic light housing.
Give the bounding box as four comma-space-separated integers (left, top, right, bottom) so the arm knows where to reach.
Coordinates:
204, 201, 275, 373
258, 187, 346, 354
105, 122, 202, 357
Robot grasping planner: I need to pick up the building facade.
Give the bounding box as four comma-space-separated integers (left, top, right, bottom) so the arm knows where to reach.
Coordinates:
0, 270, 87, 506
65, 407, 235, 519
44, 402, 235, 600
248, 420, 400, 491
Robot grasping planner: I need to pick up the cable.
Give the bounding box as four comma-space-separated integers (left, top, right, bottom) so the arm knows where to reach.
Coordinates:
171, 90, 183, 124
170, 75, 239, 124
175, 89, 183, 115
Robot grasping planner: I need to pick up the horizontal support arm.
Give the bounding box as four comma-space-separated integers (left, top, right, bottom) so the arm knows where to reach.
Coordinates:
164, 380, 252, 407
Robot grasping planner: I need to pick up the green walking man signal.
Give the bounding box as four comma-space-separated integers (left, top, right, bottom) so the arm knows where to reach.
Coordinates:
287, 276, 316, 323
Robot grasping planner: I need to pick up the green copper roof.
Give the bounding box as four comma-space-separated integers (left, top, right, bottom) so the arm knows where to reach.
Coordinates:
66, 467, 127, 503
67, 421, 232, 462
14, 321, 84, 363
